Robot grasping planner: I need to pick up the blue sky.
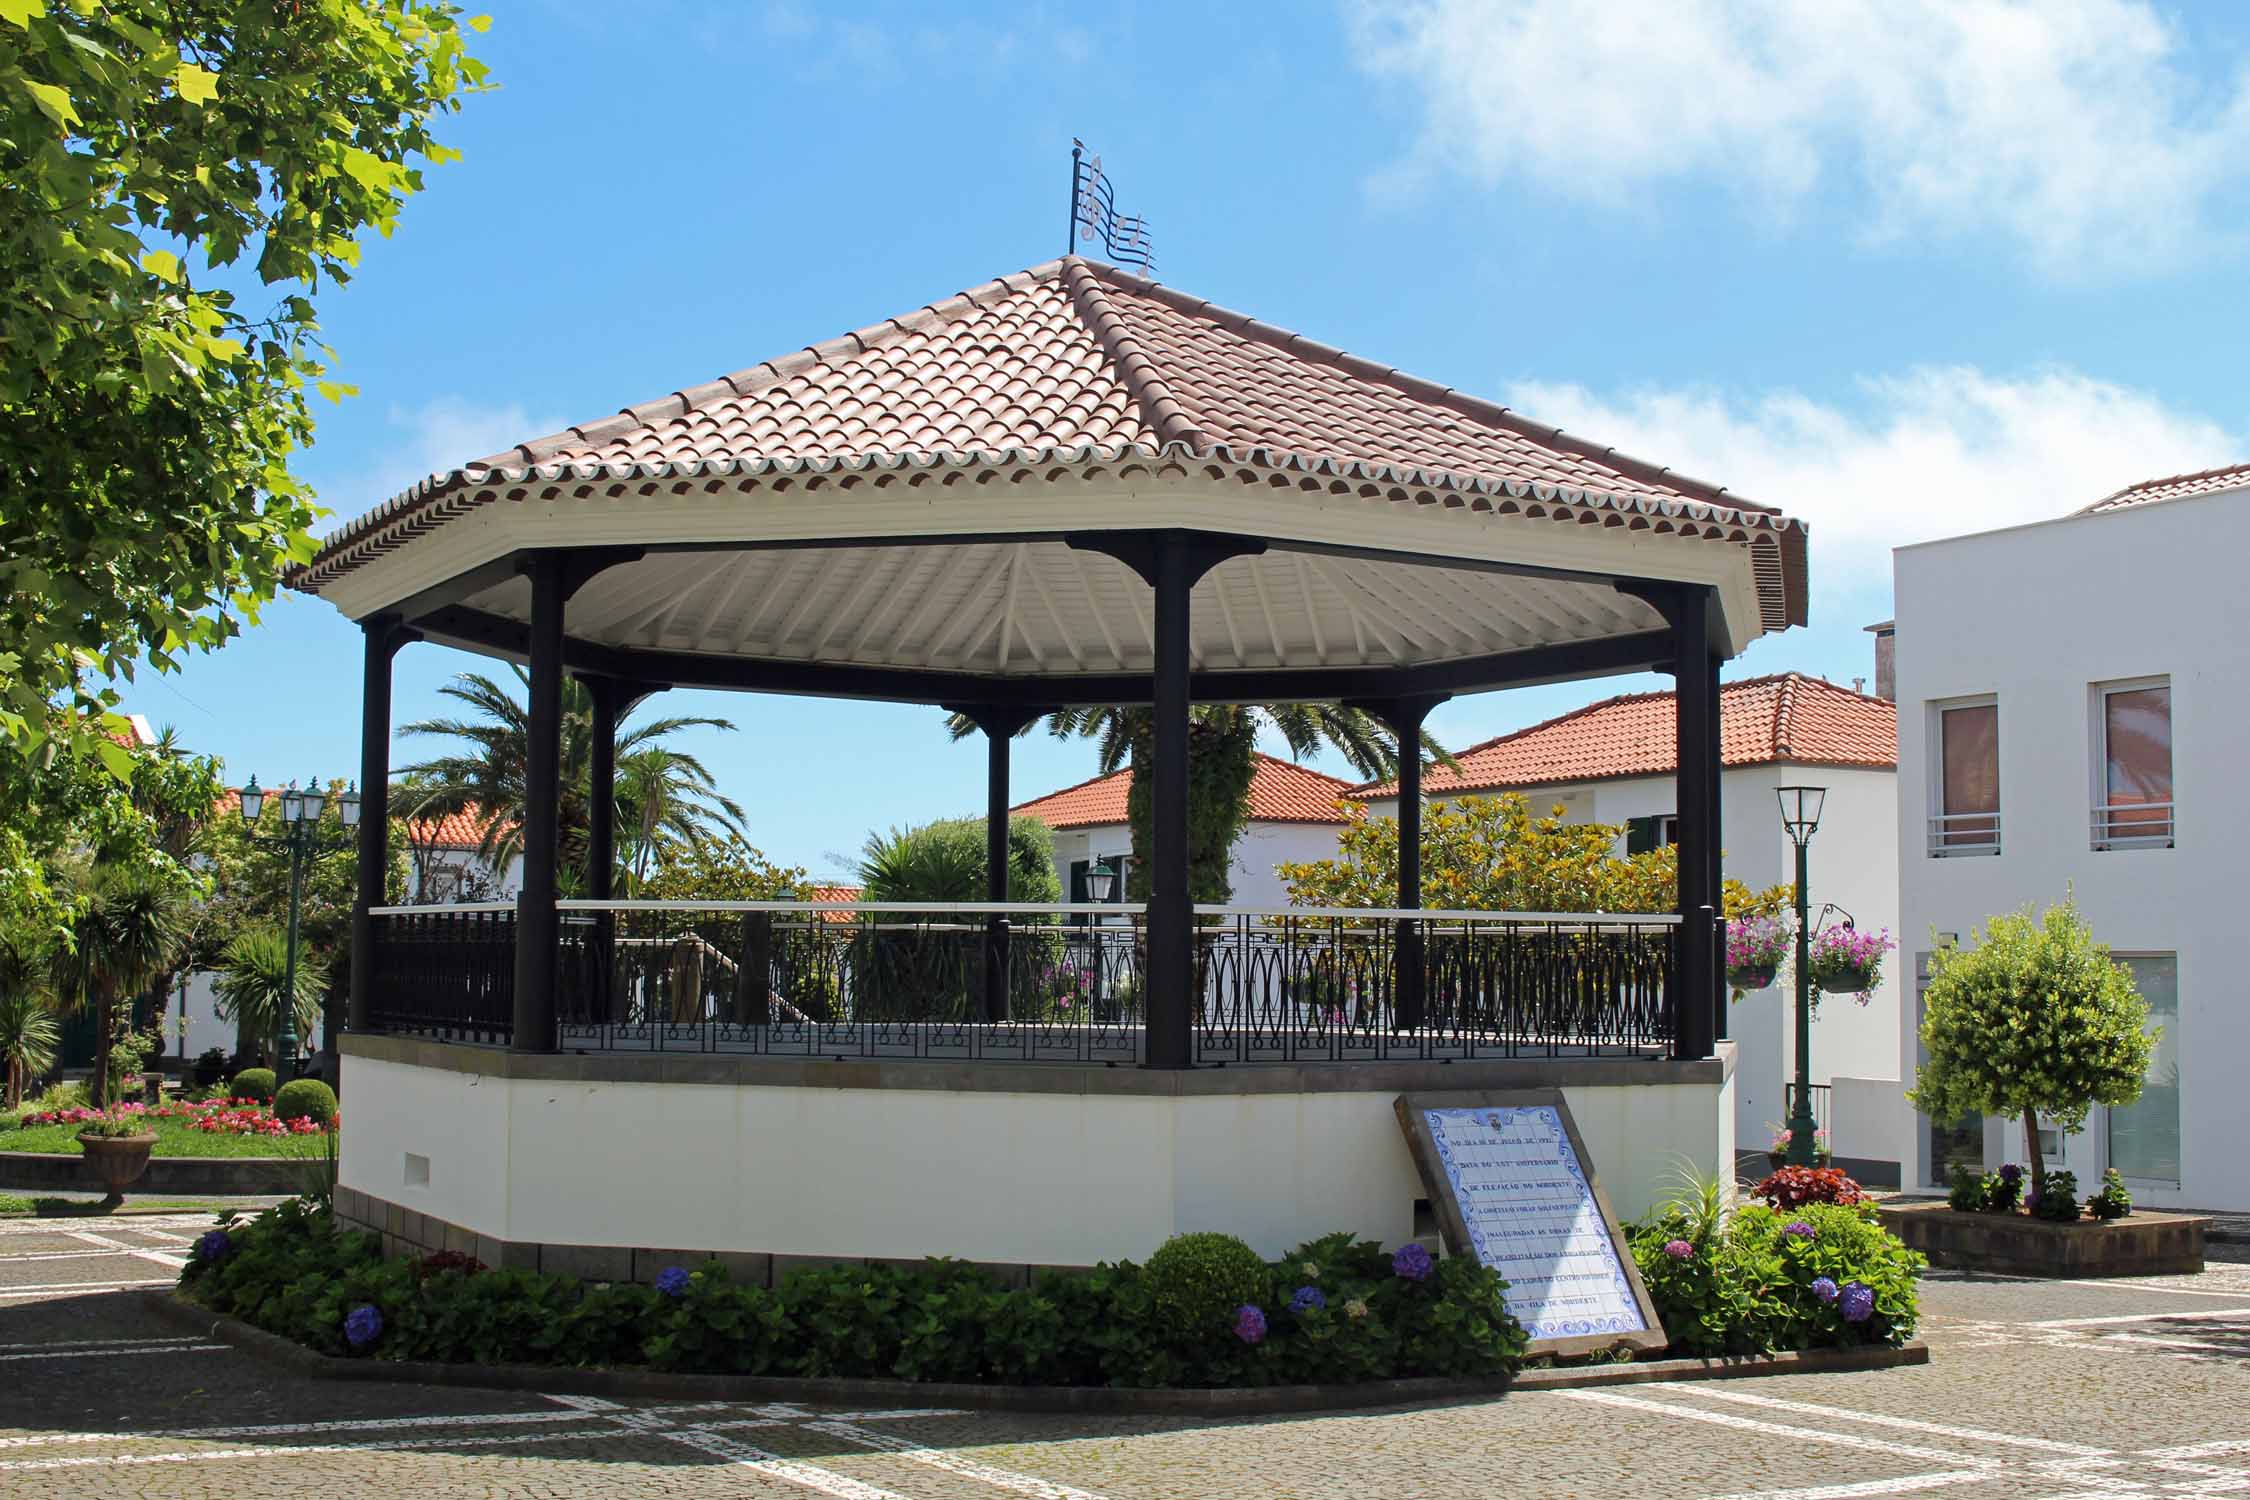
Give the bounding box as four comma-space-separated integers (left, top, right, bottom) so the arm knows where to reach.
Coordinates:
141, 0, 2250, 880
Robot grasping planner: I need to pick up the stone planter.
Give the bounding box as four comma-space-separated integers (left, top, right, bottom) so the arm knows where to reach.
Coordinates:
1878, 1200, 2210, 1277
78, 1132, 158, 1206
1726, 961, 1779, 991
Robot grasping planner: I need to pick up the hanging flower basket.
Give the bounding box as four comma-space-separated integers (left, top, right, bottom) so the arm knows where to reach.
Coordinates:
1805, 924, 1895, 1003
1723, 914, 1793, 996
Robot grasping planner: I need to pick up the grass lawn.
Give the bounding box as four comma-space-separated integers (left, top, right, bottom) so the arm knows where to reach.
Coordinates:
0, 1193, 246, 1216
0, 1117, 334, 1159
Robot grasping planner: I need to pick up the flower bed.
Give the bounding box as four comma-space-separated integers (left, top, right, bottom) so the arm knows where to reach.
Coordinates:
180, 1203, 1529, 1389
1628, 1199, 1923, 1359
2, 1098, 335, 1159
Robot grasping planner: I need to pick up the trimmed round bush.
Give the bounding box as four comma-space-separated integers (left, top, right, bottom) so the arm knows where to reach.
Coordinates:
230, 1068, 276, 1103
272, 1078, 336, 1126
1142, 1231, 1268, 1335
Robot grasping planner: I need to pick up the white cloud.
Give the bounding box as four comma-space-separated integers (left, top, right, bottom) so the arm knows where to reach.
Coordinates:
1504, 366, 2238, 583
1349, 0, 2250, 275
320, 396, 564, 520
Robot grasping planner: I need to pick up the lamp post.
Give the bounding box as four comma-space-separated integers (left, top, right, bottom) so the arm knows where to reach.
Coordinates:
238, 776, 361, 1082
1776, 786, 1827, 1167
1085, 858, 1118, 905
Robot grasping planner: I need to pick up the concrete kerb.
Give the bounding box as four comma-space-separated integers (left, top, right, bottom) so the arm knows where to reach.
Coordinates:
145, 1292, 1929, 1417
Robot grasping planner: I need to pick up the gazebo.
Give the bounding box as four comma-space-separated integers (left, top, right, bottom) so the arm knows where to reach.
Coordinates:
304, 257, 1806, 1274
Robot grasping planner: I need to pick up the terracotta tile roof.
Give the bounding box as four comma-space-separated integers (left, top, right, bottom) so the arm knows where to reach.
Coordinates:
1350, 674, 1895, 799
1013, 752, 1354, 831
300, 258, 1806, 629
2078, 461, 2250, 514
213, 789, 504, 851
807, 883, 862, 904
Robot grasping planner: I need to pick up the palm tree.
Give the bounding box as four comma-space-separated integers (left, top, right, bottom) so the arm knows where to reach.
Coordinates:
211, 928, 327, 1067
947, 704, 1446, 903
48, 867, 190, 1108
0, 936, 58, 1109
397, 669, 746, 889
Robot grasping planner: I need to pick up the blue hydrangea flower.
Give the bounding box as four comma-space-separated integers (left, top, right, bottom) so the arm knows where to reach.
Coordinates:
193, 1229, 232, 1262
1289, 1285, 1327, 1314
1392, 1243, 1435, 1282
654, 1266, 692, 1299
343, 1303, 383, 1350
1840, 1281, 1875, 1323
1233, 1304, 1268, 1344
1811, 1276, 1840, 1304
1782, 1221, 1817, 1240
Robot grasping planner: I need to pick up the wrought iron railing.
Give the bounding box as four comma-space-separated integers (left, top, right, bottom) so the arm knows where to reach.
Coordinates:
362, 901, 1683, 1064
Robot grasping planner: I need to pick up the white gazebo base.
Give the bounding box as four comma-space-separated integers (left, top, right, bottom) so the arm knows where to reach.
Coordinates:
336, 1035, 1735, 1280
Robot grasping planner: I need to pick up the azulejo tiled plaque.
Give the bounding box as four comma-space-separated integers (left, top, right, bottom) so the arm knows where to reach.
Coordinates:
1394, 1089, 1666, 1356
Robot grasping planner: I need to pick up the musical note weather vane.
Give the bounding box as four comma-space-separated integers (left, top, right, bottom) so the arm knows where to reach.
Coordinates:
1068, 140, 1156, 275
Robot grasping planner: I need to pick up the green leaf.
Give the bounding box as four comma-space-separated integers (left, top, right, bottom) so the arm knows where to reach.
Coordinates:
0, 0, 42, 27
142, 249, 182, 283
25, 80, 79, 128
174, 63, 219, 106
314, 380, 359, 404
340, 147, 398, 192
93, 737, 135, 782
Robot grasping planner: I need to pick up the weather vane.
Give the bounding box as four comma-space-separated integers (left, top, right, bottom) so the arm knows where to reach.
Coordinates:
1068, 139, 1156, 274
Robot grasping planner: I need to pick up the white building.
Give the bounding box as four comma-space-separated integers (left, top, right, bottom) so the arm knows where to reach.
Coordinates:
1012, 752, 1355, 909
1354, 673, 1902, 1181
1894, 463, 2246, 1209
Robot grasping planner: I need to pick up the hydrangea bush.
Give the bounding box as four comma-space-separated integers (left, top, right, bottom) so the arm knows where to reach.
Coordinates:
178, 1208, 1527, 1388
1628, 1201, 1923, 1357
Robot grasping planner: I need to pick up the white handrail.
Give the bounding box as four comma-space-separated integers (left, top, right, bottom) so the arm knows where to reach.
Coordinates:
371, 899, 1678, 925
1194, 905, 1683, 924
553, 899, 1148, 915
368, 901, 518, 916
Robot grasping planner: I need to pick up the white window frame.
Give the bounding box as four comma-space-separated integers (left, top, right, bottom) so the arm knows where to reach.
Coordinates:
1926, 694, 2001, 858
2089, 676, 2174, 851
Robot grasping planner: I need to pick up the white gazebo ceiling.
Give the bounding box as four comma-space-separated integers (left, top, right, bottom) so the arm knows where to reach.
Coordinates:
299, 258, 1806, 683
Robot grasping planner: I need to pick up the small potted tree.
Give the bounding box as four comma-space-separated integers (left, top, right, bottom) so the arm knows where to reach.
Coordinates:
1894, 901, 2168, 1268
78, 1110, 159, 1206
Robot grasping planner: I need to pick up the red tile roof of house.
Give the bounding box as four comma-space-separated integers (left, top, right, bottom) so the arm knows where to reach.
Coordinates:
214, 788, 504, 851
2079, 461, 2250, 514
807, 883, 862, 904
1013, 752, 1355, 831
1350, 674, 1896, 800
301, 258, 1805, 630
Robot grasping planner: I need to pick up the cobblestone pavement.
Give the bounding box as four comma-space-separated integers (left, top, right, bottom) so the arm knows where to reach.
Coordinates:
0, 1214, 2244, 1499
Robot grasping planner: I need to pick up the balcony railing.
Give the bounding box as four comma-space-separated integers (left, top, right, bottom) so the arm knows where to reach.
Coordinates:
363, 901, 1684, 1065
1926, 810, 2001, 858
2092, 801, 2174, 850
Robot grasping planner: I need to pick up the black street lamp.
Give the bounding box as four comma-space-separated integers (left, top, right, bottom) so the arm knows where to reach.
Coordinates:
238, 775, 360, 1082
1776, 785, 1827, 1168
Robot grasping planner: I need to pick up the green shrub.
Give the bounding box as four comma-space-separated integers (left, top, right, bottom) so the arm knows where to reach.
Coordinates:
1947, 1167, 1988, 1212
179, 1206, 1529, 1389
231, 1068, 276, 1103
272, 1079, 337, 1126
0, 1111, 19, 1133
2031, 1169, 2081, 1222
1631, 1201, 1923, 1357
2089, 1168, 2131, 1221
1143, 1231, 1269, 1337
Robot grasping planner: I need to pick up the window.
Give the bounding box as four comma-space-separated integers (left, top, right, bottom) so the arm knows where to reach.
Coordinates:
1623, 814, 1679, 854
1928, 699, 2000, 856
2106, 954, 2180, 1185
2093, 679, 2173, 848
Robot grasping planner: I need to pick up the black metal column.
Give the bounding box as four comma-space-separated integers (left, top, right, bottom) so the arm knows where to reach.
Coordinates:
1148, 534, 1194, 1068
984, 715, 1013, 1023
584, 677, 623, 1027
1704, 651, 1727, 1044
513, 556, 566, 1053
348, 617, 411, 1037
1670, 595, 1718, 1061
1350, 694, 1448, 1032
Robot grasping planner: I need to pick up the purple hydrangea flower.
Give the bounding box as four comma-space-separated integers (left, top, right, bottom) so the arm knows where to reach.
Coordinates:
1811, 1276, 1840, 1304
654, 1266, 692, 1299
1289, 1285, 1327, 1314
1233, 1304, 1268, 1344
193, 1229, 232, 1262
1392, 1243, 1435, 1282
1840, 1281, 1875, 1323
1998, 1163, 2023, 1184
1782, 1221, 1817, 1240
343, 1303, 383, 1350
1663, 1238, 1695, 1260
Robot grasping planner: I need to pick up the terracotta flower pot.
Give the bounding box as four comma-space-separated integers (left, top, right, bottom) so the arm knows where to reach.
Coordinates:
79, 1132, 158, 1207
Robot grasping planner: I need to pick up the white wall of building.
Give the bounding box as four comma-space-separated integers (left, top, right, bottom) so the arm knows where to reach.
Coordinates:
1894, 490, 2245, 1208
1047, 819, 1342, 908
341, 1053, 1733, 1262
1363, 763, 1903, 1174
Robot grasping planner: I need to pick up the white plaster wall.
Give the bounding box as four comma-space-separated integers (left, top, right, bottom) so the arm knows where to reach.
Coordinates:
1363, 765, 1902, 1170
1048, 819, 1341, 907
1894, 491, 2250, 1208
341, 1054, 1733, 1262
